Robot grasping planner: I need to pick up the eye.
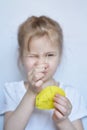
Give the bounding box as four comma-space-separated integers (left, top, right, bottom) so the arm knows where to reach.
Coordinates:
47, 54, 55, 57
29, 55, 38, 58
25, 55, 38, 58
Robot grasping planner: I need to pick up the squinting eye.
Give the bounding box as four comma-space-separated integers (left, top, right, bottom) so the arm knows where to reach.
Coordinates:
47, 54, 54, 57
29, 55, 38, 58
25, 55, 38, 58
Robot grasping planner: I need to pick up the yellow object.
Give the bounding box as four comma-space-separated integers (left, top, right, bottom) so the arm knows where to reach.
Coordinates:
35, 86, 65, 110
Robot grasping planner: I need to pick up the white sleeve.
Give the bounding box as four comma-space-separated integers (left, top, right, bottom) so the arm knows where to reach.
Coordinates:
66, 87, 87, 121
0, 83, 18, 115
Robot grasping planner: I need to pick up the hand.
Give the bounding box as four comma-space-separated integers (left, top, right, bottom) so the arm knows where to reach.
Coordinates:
27, 64, 48, 94
52, 94, 72, 123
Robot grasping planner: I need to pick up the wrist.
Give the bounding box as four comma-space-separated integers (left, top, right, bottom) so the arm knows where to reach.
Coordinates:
56, 118, 76, 130
26, 89, 36, 108
26, 88, 37, 99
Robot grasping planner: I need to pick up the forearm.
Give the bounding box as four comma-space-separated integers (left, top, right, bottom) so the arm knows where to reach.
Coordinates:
56, 118, 77, 130
4, 91, 36, 130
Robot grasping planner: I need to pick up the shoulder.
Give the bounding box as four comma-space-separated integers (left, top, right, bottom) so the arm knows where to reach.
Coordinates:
59, 83, 80, 95
0, 81, 25, 114
4, 81, 25, 97
3, 80, 26, 104
59, 83, 82, 102
4, 80, 24, 90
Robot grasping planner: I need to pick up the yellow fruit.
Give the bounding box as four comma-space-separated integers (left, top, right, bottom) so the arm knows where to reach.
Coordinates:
35, 86, 65, 110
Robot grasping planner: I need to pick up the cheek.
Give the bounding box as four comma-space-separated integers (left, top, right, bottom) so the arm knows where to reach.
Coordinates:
49, 62, 58, 71
49, 59, 59, 72
23, 59, 36, 71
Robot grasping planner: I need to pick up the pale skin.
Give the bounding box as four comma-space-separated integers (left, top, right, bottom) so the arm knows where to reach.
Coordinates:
4, 35, 84, 130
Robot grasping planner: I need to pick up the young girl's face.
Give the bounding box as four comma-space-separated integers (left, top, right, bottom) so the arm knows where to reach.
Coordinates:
22, 35, 60, 81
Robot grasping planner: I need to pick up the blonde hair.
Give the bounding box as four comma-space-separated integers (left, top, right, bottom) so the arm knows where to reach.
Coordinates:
18, 16, 63, 57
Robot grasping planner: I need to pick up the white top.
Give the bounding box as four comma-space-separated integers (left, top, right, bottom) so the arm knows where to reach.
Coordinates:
0, 81, 87, 130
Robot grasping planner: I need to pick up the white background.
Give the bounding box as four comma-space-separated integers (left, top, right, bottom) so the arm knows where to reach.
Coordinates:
0, 0, 87, 129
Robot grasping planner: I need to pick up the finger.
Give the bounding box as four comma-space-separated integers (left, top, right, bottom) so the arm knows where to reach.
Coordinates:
54, 102, 67, 116
35, 64, 49, 72
27, 71, 33, 82
35, 80, 43, 87
53, 109, 64, 120
55, 94, 67, 102
34, 73, 45, 81
27, 68, 35, 79
53, 96, 68, 109
28, 68, 45, 82
54, 95, 72, 110
35, 67, 46, 73
54, 96, 72, 114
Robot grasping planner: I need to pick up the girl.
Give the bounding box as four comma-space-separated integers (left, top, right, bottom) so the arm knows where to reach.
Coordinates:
0, 16, 87, 130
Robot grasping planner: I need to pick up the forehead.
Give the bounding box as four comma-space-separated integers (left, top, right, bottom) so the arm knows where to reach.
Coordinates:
29, 35, 58, 50
23, 35, 60, 56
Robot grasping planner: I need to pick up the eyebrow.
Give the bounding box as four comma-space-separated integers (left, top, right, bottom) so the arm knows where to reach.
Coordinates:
29, 51, 57, 54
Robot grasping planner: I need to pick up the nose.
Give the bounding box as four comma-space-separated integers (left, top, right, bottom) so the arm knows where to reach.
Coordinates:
36, 56, 48, 66
39, 57, 45, 64
34, 56, 49, 71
